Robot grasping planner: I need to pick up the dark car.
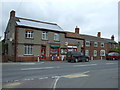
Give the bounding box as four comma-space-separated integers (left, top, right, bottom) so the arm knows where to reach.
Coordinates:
66, 52, 89, 62
106, 52, 120, 60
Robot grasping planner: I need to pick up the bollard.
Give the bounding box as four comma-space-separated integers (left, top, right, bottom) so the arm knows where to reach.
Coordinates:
38, 55, 40, 62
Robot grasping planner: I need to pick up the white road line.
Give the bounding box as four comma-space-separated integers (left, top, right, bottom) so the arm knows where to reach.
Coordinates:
39, 77, 48, 79
106, 63, 117, 65
53, 76, 61, 90
74, 64, 97, 67
21, 67, 55, 70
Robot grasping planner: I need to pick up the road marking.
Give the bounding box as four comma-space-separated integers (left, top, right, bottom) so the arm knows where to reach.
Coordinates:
53, 76, 61, 90
106, 63, 117, 65
3, 82, 21, 88
21, 67, 55, 70
39, 77, 48, 79
74, 64, 97, 67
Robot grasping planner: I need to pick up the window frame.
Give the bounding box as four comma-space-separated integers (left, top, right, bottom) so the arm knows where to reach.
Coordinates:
101, 43, 104, 48
94, 42, 98, 47
85, 50, 89, 56
100, 50, 105, 56
42, 32, 48, 40
25, 31, 34, 39
54, 33, 60, 41
24, 45, 33, 55
85, 41, 90, 47
93, 50, 97, 57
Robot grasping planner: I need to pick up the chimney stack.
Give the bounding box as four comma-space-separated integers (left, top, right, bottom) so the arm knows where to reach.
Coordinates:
10, 10, 15, 18
111, 35, 114, 40
97, 32, 101, 37
75, 26, 80, 34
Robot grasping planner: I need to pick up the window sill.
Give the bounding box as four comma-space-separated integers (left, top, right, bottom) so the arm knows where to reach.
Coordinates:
41, 39, 48, 41
25, 38, 34, 40
24, 54, 34, 56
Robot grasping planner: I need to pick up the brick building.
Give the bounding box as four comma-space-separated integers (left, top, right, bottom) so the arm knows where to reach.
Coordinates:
2, 10, 117, 62
3, 10, 83, 62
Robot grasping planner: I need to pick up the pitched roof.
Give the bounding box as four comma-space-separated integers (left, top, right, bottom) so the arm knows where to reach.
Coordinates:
15, 17, 63, 32
80, 34, 117, 43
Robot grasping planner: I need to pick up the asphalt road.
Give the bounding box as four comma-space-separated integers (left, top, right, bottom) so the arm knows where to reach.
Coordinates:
2, 60, 119, 88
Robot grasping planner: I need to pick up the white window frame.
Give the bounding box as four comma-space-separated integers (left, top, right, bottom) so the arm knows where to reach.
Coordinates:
85, 41, 90, 47
94, 50, 97, 57
42, 32, 48, 40
101, 43, 104, 48
94, 42, 98, 47
54, 33, 60, 41
100, 50, 105, 56
85, 50, 89, 56
25, 31, 33, 39
24, 45, 33, 55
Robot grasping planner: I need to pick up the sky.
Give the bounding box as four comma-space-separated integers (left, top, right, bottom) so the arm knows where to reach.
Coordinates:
1, 0, 119, 42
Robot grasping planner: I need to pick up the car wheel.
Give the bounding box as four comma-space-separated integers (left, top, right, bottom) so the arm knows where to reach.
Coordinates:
75, 58, 78, 63
85, 58, 89, 62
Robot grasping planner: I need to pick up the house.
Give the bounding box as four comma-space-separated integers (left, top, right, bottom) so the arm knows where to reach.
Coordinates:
3, 10, 84, 62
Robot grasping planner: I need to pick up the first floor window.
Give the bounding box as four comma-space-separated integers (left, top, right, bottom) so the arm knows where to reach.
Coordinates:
100, 50, 105, 56
54, 33, 60, 41
85, 50, 89, 56
24, 45, 33, 55
101, 43, 104, 48
86, 41, 90, 47
25, 31, 33, 38
42, 32, 48, 40
94, 50, 97, 57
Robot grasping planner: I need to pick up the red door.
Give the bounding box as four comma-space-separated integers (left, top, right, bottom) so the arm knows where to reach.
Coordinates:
41, 45, 46, 60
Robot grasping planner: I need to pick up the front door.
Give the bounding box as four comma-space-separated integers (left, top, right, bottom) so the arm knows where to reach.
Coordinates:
41, 45, 46, 60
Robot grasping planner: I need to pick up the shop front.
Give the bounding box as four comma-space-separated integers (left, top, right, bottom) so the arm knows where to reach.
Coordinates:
50, 45, 60, 61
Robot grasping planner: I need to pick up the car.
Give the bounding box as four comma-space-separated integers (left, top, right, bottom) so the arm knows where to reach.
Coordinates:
106, 52, 120, 60
66, 52, 89, 63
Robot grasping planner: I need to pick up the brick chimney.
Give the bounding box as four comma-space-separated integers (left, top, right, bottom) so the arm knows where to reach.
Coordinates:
10, 10, 15, 18
97, 32, 101, 37
75, 26, 80, 34
111, 35, 114, 40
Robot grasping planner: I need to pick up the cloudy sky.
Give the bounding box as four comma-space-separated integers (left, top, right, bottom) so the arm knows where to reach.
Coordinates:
1, 0, 119, 41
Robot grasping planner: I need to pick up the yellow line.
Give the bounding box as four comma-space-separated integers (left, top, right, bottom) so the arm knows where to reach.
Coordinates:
63, 74, 89, 78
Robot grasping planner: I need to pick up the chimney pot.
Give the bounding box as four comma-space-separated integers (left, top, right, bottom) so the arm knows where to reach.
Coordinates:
97, 32, 101, 37
111, 35, 114, 40
10, 10, 15, 18
75, 26, 80, 34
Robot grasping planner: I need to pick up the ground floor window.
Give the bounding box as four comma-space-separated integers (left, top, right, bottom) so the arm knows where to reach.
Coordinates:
85, 50, 89, 56
94, 50, 97, 57
24, 45, 33, 55
61, 48, 67, 55
50, 46, 60, 58
100, 50, 105, 56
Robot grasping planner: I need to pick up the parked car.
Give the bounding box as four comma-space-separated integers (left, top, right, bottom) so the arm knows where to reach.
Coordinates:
66, 52, 89, 62
106, 52, 120, 60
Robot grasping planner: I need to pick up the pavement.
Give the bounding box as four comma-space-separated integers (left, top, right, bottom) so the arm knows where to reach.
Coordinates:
2, 59, 119, 89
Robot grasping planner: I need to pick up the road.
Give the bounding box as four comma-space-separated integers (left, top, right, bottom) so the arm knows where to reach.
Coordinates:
2, 60, 119, 89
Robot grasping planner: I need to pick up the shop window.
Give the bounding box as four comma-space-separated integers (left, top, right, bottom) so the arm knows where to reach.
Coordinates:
54, 33, 59, 41
42, 32, 48, 40
100, 50, 105, 56
50, 47, 60, 58
94, 50, 97, 57
25, 31, 33, 39
68, 48, 77, 52
61, 48, 67, 55
24, 45, 33, 55
86, 41, 90, 47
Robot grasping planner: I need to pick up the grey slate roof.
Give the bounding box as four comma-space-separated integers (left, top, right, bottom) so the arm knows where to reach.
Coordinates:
16, 17, 63, 32
80, 34, 117, 43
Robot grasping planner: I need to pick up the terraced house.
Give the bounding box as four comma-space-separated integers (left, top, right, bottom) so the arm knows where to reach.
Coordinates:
2, 10, 117, 62
3, 10, 84, 62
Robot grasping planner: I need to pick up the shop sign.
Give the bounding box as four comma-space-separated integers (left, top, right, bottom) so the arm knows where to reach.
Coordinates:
50, 45, 60, 47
